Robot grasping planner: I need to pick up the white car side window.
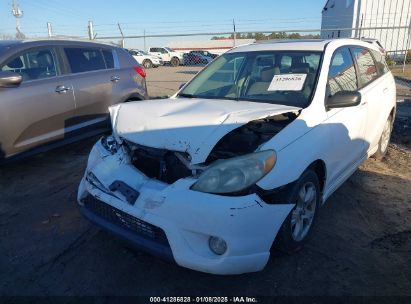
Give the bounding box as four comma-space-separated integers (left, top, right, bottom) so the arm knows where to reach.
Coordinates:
328, 48, 358, 96
351, 47, 379, 87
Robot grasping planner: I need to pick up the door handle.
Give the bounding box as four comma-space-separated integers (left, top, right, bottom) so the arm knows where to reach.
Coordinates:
383, 87, 389, 93
55, 85, 71, 94
110, 75, 120, 82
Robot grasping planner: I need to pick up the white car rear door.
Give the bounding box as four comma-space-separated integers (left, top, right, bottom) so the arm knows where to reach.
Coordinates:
325, 47, 367, 188
351, 47, 396, 151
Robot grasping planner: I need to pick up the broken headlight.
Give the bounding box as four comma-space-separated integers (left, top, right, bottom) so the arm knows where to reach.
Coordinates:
191, 150, 276, 194
101, 135, 119, 154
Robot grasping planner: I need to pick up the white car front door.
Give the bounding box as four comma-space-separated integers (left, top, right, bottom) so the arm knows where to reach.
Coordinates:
150, 48, 163, 60
324, 47, 367, 190
161, 49, 171, 62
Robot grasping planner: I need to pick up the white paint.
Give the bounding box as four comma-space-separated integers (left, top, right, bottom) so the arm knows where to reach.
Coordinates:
268, 74, 307, 91
110, 99, 301, 164
129, 49, 163, 67
79, 39, 397, 275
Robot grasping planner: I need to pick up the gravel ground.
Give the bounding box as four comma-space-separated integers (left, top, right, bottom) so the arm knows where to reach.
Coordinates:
145, 65, 202, 98
0, 67, 410, 298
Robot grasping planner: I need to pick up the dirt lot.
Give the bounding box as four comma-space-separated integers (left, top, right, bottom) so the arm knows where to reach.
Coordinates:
0, 66, 411, 298
146, 65, 203, 98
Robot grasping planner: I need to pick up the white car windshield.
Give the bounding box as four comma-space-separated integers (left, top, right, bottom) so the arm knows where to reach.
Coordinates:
179, 51, 322, 108
164, 47, 174, 52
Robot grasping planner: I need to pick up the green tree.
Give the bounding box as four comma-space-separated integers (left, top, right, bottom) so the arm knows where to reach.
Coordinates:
254, 32, 267, 40
288, 33, 302, 39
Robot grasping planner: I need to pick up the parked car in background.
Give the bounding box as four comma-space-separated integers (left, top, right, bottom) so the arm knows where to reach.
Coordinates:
148, 47, 184, 67
128, 49, 163, 69
0, 39, 147, 162
78, 39, 396, 275
183, 52, 202, 65
190, 50, 218, 59
183, 52, 213, 65
183, 51, 213, 65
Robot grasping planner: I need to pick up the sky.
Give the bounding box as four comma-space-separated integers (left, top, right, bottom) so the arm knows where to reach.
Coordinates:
0, 0, 326, 49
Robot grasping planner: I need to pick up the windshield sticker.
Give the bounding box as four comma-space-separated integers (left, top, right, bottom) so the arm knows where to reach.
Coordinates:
268, 74, 307, 91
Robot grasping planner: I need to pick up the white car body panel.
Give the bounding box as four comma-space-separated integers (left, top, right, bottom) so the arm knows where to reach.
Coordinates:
148, 47, 184, 64
78, 142, 294, 274
78, 38, 397, 274
109, 99, 301, 164
257, 39, 396, 194
131, 54, 162, 66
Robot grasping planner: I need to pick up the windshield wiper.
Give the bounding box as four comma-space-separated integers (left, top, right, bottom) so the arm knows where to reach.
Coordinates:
178, 93, 197, 98
178, 94, 238, 101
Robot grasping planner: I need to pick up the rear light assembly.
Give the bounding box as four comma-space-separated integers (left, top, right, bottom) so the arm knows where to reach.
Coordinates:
133, 66, 146, 78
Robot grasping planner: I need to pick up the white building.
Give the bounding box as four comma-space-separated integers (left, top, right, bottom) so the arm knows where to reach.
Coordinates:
321, 0, 411, 53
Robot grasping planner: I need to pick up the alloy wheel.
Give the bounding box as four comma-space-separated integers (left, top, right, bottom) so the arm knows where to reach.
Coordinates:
380, 119, 391, 154
291, 181, 317, 242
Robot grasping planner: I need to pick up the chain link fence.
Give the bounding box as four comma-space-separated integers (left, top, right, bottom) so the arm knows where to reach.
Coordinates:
2, 22, 411, 97
89, 25, 411, 98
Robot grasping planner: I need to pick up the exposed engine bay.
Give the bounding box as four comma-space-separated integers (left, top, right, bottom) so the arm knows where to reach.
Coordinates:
206, 111, 298, 163
125, 111, 299, 184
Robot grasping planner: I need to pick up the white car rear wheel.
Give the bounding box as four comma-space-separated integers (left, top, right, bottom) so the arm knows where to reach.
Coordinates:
143, 60, 153, 69
373, 116, 392, 160
170, 57, 180, 67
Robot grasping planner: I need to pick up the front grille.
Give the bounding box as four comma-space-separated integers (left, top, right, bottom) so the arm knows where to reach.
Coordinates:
83, 195, 169, 246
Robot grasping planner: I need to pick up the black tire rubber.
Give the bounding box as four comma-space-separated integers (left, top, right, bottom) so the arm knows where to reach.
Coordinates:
275, 169, 321, 254
170, 57, 180, 67
373, 116, 393, 160
143, 60, 153, 69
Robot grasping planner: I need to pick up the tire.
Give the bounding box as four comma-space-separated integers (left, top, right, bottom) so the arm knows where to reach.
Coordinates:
275, 169, 321, 253
373, 116, 393, 160
143, 60, 152, 69
170, 57, 180, 67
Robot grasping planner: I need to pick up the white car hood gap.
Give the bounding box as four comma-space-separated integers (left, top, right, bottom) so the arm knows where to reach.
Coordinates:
110, 98, 301, 164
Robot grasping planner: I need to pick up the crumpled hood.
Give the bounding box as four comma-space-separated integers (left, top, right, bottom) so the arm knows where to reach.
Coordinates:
110, 98, 301, 164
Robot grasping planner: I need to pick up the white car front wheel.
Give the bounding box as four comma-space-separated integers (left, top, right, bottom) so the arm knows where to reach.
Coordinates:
275, 169, 320, 253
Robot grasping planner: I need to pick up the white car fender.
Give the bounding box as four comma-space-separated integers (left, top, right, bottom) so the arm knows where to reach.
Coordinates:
257, 108, 329, 190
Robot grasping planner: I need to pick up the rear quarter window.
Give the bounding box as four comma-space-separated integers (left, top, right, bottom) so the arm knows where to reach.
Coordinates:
102, 49, 114, 69
371, 49, 389, 75
351, 47, 379, 87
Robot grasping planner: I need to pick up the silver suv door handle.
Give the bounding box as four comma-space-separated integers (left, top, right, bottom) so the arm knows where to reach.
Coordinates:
55, 85, 71, 94
110, 75, 120, 82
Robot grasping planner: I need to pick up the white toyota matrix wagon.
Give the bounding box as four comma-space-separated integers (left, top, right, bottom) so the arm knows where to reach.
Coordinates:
78, 39, 396, 274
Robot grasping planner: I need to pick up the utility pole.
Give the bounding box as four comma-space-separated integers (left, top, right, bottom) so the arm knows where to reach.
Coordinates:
358, 14, 364, 38
88, 21, 94, 40
233, 19, 236, 47
12, 0, 23, 38
143, 29, 146, 52
118, 23, 125, 48
402, 19, 411, 73
47, 22, 53, 37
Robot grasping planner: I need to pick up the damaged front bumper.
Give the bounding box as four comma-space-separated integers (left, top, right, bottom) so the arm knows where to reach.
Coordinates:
77, 139, 294, 275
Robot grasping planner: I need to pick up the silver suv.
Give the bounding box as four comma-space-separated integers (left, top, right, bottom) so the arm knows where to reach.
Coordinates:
0, 39, 148, 161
